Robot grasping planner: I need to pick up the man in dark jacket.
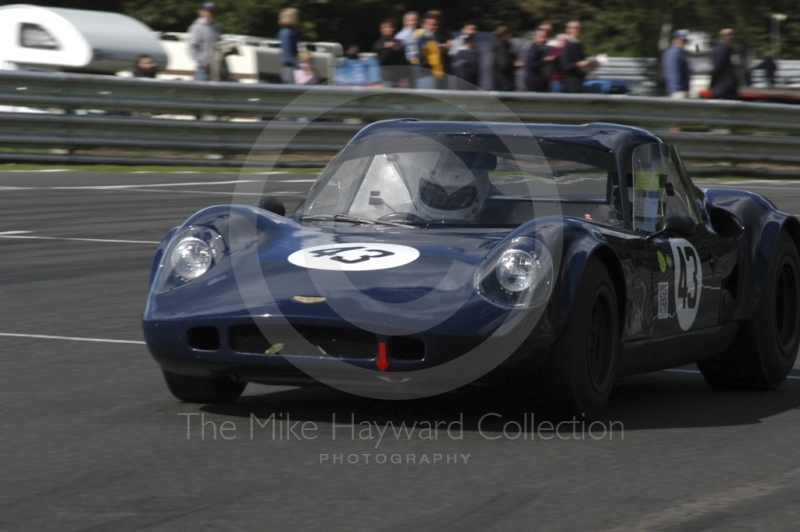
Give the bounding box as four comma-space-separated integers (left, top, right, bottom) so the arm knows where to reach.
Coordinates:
452, 34, 479, 89
373, 19, 408, 87
560, 20, 597, 93
133, 55, 158, 78
524, 29, 553, 92
492, 26, 516, 92
710, 28, 739, 99
754, 51, 778, 88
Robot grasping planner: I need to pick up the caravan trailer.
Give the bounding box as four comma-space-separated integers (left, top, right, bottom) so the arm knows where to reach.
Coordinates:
0, 4, 166, 74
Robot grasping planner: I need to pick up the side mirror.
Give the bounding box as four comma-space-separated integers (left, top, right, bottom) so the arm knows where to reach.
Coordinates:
648, 212, 696, 240
256, 195, 286, 217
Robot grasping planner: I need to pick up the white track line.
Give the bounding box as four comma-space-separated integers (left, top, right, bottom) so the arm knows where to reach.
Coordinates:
665, 368, 800, 380
55, 179, 260, 190
118, 188, 301, 197
0, 232, 159, 245
0, 179, 261, 191
0, 332, 145, 345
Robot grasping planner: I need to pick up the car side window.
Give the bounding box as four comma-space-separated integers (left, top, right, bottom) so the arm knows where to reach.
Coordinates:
631, 143, 700, 233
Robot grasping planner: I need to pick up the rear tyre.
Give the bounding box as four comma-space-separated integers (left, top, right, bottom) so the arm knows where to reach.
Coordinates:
162, 370, 246, 403
544, 258, 620, 419
698, 230, 800, 390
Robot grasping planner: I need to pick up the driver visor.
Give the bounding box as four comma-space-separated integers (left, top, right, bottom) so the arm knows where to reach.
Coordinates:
419, 178, 478, 210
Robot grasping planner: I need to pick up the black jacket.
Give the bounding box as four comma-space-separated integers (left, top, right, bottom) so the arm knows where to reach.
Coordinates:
524, 43, 551, 91
452, 48, 479, 89
560, 39, 589, 93
373, 36, 408, 67
133, 65, 157, 78
710, 41, 739, 99
755, 57, 777, 79
373, 35, 408, 83
492, 38, 516, 91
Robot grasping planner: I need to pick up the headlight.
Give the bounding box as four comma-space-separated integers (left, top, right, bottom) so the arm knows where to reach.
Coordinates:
154, 225, 226, 293
474, 238, 553, 309
496, 250, 535, 292
172, 237, 213, 281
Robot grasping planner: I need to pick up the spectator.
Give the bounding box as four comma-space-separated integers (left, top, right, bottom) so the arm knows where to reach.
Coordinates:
710, 28, 739, 99
415, 12, 444, 89
395, 12, 420, 65
278, 8, 299, 84
133, 54, 157, 78
492, 25, 516, 91
449, 22, 478, 89
188, 2, 221, 81
373, 18, 408, 87
662, 29, 691, 98
538, 21, 553, 39
524, 29, 552, 92
754, 51, 778, 88
344, 45, 360, 60
449, 22, 478, 57
560, 20, 597, 93
293, 51, 318, 85
427, 10, 452, 89
549, 33, 567, 92
452, 34, 479, 89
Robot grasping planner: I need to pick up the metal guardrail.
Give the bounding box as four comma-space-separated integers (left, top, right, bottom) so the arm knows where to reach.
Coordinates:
1, 70, 800, 175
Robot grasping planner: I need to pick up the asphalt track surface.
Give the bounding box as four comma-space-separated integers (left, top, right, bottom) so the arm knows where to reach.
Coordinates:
4, 171, 800, 531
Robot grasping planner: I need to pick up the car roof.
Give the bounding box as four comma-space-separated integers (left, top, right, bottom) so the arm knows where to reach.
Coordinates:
351, 120, 662, 154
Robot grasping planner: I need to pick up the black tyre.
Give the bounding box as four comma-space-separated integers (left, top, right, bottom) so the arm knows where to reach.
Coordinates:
698, 230, 800, 390
162, 370, 246, 403
544, 258, 620, 418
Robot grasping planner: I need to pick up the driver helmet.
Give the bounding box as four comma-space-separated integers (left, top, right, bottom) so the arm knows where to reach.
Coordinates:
417, 150, 492, 222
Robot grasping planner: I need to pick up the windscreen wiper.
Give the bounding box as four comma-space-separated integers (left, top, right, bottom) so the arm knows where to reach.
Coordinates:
300, 214, 413, 228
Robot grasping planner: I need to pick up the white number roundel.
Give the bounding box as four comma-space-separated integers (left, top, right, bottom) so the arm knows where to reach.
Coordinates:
669, 238, 702, 331
288, 243, 420, 271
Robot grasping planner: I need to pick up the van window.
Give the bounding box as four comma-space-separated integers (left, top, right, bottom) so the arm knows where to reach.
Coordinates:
19, 23, 60, 50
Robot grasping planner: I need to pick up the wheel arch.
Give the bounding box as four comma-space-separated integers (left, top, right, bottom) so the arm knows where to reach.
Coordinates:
591, 245, 627, 336
781, 216, 800, 255
554, 238, 627, 339
704, 188, 798, 320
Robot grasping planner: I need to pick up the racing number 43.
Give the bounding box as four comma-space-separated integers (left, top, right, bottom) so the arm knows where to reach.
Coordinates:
309, 246, 396, 264
669, 238, 703, 331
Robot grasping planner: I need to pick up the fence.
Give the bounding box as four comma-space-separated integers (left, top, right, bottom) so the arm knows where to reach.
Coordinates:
1, 70, 800, 175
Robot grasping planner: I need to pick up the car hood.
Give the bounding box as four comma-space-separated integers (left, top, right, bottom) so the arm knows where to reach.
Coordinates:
145, 205, 559, 336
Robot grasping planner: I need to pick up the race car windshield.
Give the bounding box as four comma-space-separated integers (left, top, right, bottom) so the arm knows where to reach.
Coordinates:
297, 135, 621, 227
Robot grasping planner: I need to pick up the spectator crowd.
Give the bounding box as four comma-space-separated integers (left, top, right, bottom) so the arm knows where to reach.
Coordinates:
176, 2, 777, 100
180, 2, 602, 93
368, 11, 601, 93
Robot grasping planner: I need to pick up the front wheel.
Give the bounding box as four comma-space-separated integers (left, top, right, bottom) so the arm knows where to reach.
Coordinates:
543, 258, 620, 418
162, 370, 246, 403
698, 230, 800, 390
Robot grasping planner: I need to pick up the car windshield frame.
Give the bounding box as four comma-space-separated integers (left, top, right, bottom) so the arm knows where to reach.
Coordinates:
296, 134, 621, 228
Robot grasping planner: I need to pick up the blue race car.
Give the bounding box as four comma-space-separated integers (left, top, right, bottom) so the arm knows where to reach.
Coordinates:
143, 120, 800, 416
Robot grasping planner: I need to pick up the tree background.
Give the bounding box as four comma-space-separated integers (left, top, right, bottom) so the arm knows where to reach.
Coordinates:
3, 0, 799, 58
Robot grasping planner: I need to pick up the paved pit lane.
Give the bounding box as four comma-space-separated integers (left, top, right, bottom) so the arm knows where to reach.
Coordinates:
3, 171, 800, 531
